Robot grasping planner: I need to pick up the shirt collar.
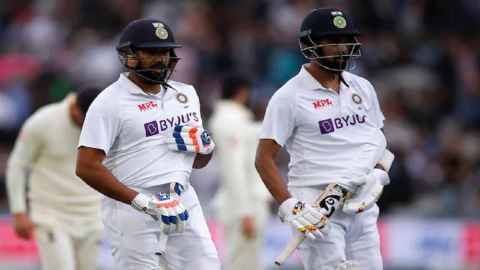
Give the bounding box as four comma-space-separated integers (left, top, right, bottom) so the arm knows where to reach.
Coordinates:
298, 65, 351, 90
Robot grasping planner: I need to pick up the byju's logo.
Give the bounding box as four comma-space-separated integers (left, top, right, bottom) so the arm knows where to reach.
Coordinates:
144, 112, 199, 137
318, 114, 366, 134
144, 121, 160, 137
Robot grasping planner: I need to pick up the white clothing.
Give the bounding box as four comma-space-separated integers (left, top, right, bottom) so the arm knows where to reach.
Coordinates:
6, 94, 103, 270
79, 74, 220, 269
209, 100, 271, 270
35, 224, 102, 270
290, 186, 382, 270
6, 94, 102, 234
79, 73, 203, 188
102, 185, 220, 270
260, 66, 386, 269
209, 100, 270, 223
260, 66, 386, 191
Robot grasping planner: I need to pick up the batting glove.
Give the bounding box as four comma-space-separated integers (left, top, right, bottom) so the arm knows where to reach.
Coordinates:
343, 169, 388, 214
131, 183, 189, 234
167, 125, 215, 155
278, 198, 328, 240
336, 260, 358, 270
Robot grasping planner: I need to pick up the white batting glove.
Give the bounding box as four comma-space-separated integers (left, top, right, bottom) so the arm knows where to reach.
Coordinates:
278, 198, 328, 240
131, 183, 189, 234
336, 260, 358, 270
167, 125, 215, 155
343, 169, 388, 214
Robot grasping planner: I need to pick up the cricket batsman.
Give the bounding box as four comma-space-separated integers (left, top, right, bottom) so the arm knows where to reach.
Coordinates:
255, 7, 394, 270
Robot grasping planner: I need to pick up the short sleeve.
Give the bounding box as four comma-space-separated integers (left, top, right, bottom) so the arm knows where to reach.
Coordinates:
78, 95, 120, 154
190, 86, 203, 128
259, 91, 296, 146
369, 84, 385, 129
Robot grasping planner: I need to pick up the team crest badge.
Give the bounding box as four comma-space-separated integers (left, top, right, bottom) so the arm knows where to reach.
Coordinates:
333, 16, 347, 29
176, 93, 188, 104
153, 22, 168, 40
352, 93, 362, 104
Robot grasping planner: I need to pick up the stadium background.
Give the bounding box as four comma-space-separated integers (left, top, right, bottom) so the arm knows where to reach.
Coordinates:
0, 0, 479, 269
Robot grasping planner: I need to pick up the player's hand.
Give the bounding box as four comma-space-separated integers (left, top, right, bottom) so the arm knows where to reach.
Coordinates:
241, 216, 256, 239
131, 184, 189, 234
343, 169, 388, 214
278, 198, 328, 240
13, 213, 34, 240
167, 125, 215, 155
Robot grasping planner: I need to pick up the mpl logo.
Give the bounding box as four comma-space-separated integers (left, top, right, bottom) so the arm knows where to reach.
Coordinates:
313, 99, 333, 109
138, 101, 158, 112
318, 114, 367, 134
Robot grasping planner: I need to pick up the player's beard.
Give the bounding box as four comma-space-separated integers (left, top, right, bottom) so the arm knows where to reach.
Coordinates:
136, 70, 167, 85
135, 63, 171, 85
316, 56, 348, 74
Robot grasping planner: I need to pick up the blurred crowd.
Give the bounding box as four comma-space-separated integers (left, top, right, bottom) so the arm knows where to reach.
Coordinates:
0, 0, 479, 218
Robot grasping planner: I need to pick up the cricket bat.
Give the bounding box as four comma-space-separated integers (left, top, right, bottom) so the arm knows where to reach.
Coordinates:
274, 183, 351, 265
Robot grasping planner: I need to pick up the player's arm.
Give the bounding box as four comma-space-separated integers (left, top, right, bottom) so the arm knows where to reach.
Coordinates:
254, 139, 290, 204
193, 152, 212, 168
6, 117, 43, 239
76, 147, 138, 204
256, 138, 327, 239
76, 147, 189, 233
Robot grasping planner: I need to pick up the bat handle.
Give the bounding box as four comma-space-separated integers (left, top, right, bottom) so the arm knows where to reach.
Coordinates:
156, 233, 168, 256
274, 234, 306, 266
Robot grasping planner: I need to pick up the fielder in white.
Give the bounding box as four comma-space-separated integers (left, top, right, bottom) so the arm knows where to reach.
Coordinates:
209, 74, 271, 270
6, 88, 103, 270
255, 7, 394, 270
75, 19, 220, 270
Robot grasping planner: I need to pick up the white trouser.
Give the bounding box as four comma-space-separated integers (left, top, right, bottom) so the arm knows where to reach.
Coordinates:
222, 200, 269, 270
289, 186, 382, 270
102, 185, 220, 270
34, 224, 101, 270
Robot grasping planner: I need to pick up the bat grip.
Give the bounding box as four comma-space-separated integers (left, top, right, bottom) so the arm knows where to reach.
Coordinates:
274, 234, 306, 266
156, 233, 168, 256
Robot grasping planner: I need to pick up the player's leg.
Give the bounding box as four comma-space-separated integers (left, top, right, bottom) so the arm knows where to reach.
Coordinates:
290, 186, 349, 269
163, 186, 221, 270
34, 224, 75, 270
102, 197, 161, 270
74, 228, 102, 270
224, 199, 268, 270
224, 219, 262, 270
345, 204, 382, 270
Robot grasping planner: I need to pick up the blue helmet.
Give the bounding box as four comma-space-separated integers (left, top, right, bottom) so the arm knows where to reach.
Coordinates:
116, 19, 181, 84
299, 8, 362, 73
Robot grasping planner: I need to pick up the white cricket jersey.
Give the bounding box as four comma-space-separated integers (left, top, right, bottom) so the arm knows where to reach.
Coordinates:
260, 66, 387, 190
6, 94, 102, 232
209, 101, 271, 222
78, 73, 203, 188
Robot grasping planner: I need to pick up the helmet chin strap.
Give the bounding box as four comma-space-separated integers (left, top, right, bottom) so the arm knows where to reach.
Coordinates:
313, 55, 357, 74
313, 59, 344, 74
134, 70, 169, 85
